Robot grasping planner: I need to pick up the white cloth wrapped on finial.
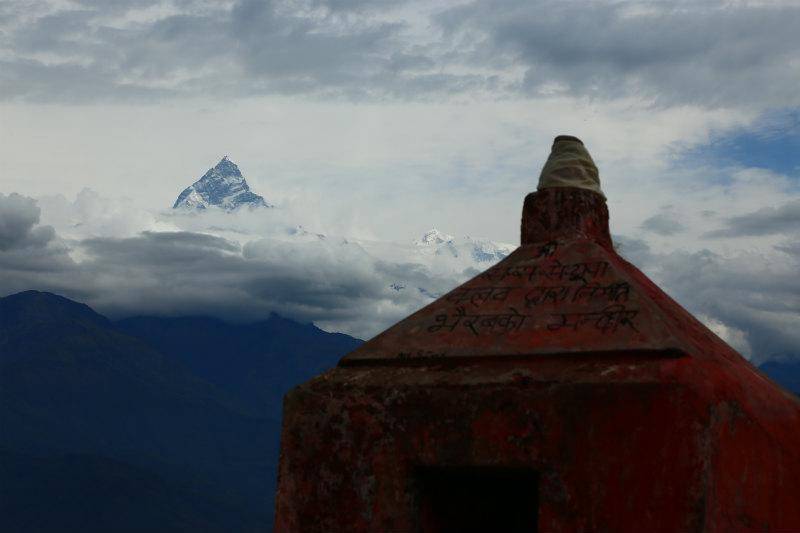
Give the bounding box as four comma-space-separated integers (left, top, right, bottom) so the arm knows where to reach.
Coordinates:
537, 135, 604, 198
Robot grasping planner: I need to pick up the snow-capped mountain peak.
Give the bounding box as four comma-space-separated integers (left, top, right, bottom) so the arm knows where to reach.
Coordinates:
412, 228, 515, 263
416, 228, 454, 246
173, 157, 271, 210
465, 236, 515, 263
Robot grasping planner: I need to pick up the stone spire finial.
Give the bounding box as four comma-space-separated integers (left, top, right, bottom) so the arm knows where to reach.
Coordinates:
522, 136, 611, 248
537, 135, 603, 198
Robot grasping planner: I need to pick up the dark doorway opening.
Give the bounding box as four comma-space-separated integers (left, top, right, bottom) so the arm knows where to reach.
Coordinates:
415, 466, 538, 533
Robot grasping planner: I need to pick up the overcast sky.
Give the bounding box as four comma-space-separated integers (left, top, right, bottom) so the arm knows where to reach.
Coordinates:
1, 0, 799, 362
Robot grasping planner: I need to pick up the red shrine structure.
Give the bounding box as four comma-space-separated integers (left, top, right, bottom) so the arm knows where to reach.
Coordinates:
274, 136, 800, 532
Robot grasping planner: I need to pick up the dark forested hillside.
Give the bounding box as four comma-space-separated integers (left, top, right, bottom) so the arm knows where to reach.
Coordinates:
116, 313, 360, 414
0, 291, 361, 533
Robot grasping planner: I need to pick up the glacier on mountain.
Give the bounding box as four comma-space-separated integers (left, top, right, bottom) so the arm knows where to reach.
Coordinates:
416, 228, 454, 246
173, 157, 271, 210
414, 228, 514, 263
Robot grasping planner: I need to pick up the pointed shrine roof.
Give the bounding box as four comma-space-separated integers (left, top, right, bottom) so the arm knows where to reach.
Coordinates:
340, 137, 754, 368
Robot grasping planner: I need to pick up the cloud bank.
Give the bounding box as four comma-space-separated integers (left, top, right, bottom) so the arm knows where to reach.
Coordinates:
617, 234, 800, 364
1, 190, 797, 363
705, 198, 800, 238
0, 193, 55, 250
0, 191, 498, 337
3, 0, 800, 108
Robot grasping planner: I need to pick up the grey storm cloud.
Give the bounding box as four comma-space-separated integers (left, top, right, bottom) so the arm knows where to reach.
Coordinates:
616, 235, 800, 363
705, 199, 800, 238
0, 194, 75, 296
776, 240, 800, 258
435, 0, 800, 107
640, 212, 686, 236
1, 0, 430, 102
0, 193, 56, 251
3, 0, 800, 106
77, 230, 456, 336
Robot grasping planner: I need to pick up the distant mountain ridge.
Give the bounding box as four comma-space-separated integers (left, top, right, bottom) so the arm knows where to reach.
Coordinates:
117, 313, 361, 415
0, 290, 361, 532
758, 360, 800, 395
173, 156, 270, 210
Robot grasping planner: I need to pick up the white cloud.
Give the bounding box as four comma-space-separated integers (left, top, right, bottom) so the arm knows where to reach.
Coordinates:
0, 191, 515, 338
620, 239, 800, 364
697, 313, 753, 359
0, 96, 758, 245
4, 0, 800, 108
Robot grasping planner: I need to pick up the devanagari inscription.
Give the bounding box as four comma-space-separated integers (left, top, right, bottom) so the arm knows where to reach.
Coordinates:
428, 306, 528, 336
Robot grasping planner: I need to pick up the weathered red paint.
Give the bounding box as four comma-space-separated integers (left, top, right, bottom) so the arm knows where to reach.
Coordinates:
275, 167, 800, 532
